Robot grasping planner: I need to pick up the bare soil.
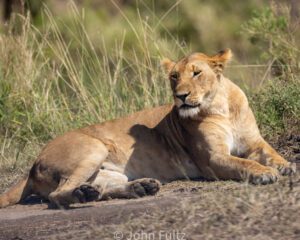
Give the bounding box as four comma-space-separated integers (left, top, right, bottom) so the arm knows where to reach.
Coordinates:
0, 133, 300, 240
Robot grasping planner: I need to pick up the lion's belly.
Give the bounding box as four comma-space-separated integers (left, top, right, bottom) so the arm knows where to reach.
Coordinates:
123, 153, 201, 183
126, 126, 202, 182
101, 131, 202, 183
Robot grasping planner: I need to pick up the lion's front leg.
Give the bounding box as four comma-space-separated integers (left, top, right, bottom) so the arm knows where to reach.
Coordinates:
247, 140, 296, 176
192, 121, 282, 184
208, 153, 279, 184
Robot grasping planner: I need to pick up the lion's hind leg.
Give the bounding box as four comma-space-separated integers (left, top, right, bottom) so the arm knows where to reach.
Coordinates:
49, 163, 105, 209
47, 137, 109, 209
88, 169, 161, 200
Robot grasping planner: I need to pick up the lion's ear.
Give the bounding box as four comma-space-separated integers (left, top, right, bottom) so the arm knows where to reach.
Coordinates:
213, 48, 232, 62
161, 58, 176, 73
209, 48, 232, 73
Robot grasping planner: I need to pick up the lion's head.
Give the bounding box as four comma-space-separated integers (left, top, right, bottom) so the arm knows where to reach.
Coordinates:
161, 49, 232, 118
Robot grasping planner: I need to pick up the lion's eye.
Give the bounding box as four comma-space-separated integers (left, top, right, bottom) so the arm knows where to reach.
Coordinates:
193, 70, 202, 77
170, 72, 179, 81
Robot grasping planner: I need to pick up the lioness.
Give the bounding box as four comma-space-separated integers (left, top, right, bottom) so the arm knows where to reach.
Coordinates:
0, 49, 296, 209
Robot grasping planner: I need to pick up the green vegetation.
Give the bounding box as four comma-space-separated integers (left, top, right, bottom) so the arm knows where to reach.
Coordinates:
0, 1, 299, 172
242, 6, 300, 136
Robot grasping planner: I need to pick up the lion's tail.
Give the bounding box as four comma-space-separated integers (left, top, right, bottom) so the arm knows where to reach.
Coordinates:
0, 174, 33, 208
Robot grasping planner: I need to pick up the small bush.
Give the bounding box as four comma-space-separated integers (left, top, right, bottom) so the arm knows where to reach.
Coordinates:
250, 80, 300, 135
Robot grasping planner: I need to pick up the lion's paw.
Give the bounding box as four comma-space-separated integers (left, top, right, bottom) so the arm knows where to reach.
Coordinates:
130, 178, 161, 197
273, 161, 296, 176
249, 167, 279, 185
72, 184, 101, 203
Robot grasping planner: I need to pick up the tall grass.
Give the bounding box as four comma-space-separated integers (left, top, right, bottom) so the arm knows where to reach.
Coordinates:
0, 3, 186, 170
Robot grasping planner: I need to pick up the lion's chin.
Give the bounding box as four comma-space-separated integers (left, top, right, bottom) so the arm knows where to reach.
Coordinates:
178, 106, 200, 118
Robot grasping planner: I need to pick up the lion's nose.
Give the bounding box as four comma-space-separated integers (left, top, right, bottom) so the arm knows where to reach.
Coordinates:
176, 92, 190, 102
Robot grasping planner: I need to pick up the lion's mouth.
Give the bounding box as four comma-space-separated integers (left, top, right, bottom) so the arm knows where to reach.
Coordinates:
179, 103, 201, 109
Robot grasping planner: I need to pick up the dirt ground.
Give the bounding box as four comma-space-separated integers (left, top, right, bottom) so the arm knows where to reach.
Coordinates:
0, 133, 299, 240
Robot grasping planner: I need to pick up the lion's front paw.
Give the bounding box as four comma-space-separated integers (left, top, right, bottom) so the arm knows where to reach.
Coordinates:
249, 167, 279, 185
129, 178, 161, 198
272, 161, 296, 176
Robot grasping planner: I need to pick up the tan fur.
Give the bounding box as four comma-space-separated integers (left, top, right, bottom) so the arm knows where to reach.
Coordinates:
0, 49, 296, 209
